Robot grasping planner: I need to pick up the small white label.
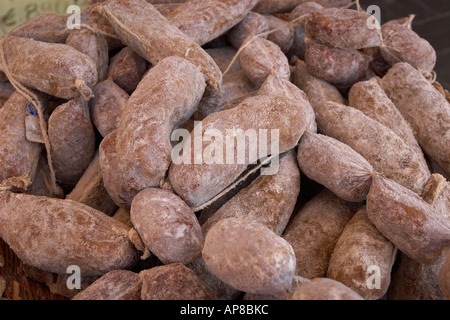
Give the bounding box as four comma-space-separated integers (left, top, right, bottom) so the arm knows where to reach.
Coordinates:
25, 115, 44, 144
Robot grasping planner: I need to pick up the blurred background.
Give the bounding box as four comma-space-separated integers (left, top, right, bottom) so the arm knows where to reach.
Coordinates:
360, 0, 450, 89
0, 0, 449, 88
0, 0, 90, 35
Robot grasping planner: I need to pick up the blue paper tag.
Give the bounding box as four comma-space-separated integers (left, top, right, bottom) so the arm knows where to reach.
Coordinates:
25, 101, 38, 116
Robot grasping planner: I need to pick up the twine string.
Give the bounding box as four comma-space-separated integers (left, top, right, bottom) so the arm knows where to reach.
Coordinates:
191, 154, 278, 212
0, 36, 61, 196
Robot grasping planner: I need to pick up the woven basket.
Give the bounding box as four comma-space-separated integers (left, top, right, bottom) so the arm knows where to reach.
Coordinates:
0, 238, 67, 300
